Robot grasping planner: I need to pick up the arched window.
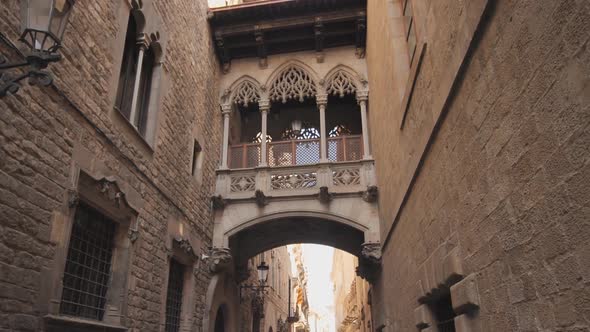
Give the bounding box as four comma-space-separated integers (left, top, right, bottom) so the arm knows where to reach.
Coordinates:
214, 307, 225, 332
115, 13, 139, 118
115, 10, 160, 140
136, 46, 155, 136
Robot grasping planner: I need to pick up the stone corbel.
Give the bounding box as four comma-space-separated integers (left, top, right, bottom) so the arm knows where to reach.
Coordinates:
355, 17, 366, 59
254, 190, 268, 207
173, 237, 197, 259
314, 18, 325, 63
67, 189, 79, 208
362, 185, 378, 203
254, 27, 268, 69
356, 242, 382, 283
215, 32, 231, 74
97, 178, 130, 208
127, 229, 139, 244
317, 186, 332, 204
208, 247, 233, 274
211, 195, 227, 210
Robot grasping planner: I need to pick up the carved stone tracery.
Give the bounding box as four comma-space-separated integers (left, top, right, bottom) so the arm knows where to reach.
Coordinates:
269, 66, 316, 103
326, 70, 357, 97
233, 80, 261, 107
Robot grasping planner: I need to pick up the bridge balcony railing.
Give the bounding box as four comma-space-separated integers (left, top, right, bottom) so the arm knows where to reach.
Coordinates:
216, 135, 374, 200
228, 135, 364, 169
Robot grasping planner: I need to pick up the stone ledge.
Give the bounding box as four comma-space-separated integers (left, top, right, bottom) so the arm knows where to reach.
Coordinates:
44, 315, 127, 331
450, 273, 480, 315
443, 247, 465, 285
414, 304, 433, 330
454, 313, 480, 332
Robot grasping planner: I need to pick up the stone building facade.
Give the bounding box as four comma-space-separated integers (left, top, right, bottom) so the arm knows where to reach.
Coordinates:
0, 0, 220, 331
367, 0, 590, 331
237, 247, 292, 332
332, 250, 372, 332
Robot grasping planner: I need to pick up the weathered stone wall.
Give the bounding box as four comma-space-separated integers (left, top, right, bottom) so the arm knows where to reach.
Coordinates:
367, 0, 589, 330
0, 0, 220, 331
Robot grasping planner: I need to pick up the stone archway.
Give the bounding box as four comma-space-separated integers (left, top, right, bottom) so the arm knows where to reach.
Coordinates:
204, 211, 381, 331
228, 215, 366, 266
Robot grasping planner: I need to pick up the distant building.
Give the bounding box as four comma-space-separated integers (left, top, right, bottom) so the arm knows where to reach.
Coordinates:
331, 250, 372, 332
239, 247, 292, 332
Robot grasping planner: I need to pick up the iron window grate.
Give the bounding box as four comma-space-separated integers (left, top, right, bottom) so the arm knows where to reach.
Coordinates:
60, 202, 116, 321
165, 259, 185, 332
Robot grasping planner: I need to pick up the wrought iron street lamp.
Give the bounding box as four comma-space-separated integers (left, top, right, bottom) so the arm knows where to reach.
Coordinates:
256, 260, 269, 285
240, 261, 270, 302
0, 0, 76, 97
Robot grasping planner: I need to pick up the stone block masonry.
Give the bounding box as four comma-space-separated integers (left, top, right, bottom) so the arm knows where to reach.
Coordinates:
367, 0, 590, 331
0, 0, 221, 331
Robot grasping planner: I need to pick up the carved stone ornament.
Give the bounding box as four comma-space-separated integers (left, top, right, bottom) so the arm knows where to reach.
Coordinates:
356, 242, 382, 283
67, 189, 80, 208
173, 237, 196, 258
233, 80, 261, 107
211, 195, 227, 210
127, 229, 139, 243
269, 65, 316, 103
252, 294, 265, 317
318, 186, 333, 204
362, 185, 378, 203
254, 190, 268, 207
97, 178, 128, 208
278, 318, 289, 332
209, 247, 233, 274
326, 70, 357, 98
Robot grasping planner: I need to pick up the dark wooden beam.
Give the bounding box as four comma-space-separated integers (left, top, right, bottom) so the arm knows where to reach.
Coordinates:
315, 18, 325, 63
254, 27, 268, 68
355, 17, 366, 58
215, 9, 365, 37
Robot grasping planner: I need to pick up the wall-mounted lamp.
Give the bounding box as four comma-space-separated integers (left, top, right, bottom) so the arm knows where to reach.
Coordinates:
0, 0, 76, 97
240, 261, 270, 302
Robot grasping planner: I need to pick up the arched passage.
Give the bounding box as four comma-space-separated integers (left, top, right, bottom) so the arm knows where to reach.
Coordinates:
228, 215, 366, 266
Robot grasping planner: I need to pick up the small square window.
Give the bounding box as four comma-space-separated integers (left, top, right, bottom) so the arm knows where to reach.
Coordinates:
191, 139, 204, 178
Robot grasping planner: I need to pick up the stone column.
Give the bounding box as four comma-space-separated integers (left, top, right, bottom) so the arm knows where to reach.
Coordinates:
220, 104, 232, 169
317, 94, 328, 163
357, 92, 372, 159
259, 100, 270, 167
129, 34, 149, 128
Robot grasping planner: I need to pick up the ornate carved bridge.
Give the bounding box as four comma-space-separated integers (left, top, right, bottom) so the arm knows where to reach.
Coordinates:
208, 60, 381, 283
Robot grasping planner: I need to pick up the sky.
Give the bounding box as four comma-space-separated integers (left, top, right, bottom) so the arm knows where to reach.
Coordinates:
289, 244, 336, 332
208, 0, 236, 8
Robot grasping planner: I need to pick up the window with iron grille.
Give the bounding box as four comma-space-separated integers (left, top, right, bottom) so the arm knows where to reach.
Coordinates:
428, 288, 456, 332
403, 0, 417, 66
165, 259, 185, 332
59, 202, 116, 321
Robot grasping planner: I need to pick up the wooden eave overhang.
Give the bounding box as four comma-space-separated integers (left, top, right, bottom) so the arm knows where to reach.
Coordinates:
208, 0, 367, 71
